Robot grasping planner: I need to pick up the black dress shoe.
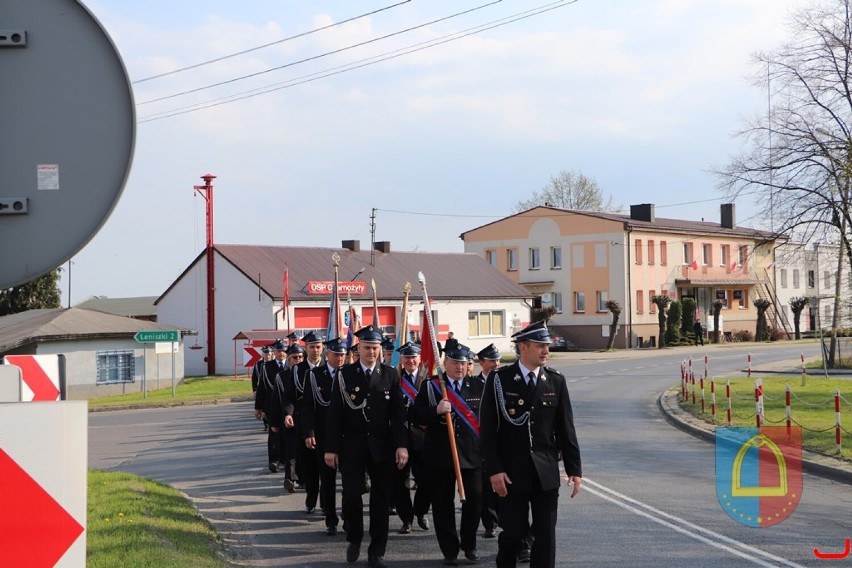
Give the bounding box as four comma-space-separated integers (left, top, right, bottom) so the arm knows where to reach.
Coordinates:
398, 522, 411, 534
368, 556, 388, 568
482, 527, 495, 538
326, 525, 337, 536
443, 556, 458, 566
305, 506, 315, 514
268, 462, 278, 473
417, 515, 430, 530
517, 548, 530, 563
464, 549, 481, 563
283, 478, 295, 494
346, 542, 360, 563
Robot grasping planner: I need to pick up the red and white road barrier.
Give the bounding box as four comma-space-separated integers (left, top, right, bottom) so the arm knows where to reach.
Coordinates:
754, 379, 764, 428
747, 353, 752, 378
785, 385, 792, 439
726, 381, 733, 427
836, 389, 843, 454
710, 378, 717, 421
801, 353, 808, 386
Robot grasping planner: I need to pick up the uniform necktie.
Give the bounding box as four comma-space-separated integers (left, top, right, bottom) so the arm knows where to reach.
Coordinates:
365, 368, 372, 380
454, 381, 461, 395
527, 371, 536, 389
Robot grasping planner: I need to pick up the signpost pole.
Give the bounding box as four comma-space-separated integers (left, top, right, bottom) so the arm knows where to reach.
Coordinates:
143, 346, 147, 399
172, 341, 176, 397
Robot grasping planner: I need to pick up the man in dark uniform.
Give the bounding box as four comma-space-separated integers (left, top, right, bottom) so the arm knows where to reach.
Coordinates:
475, 343, 501, 539
414, 344, 484, 566
279, 342, 305, 492
324, 326, 409, 568
393, 341, 430, 535
252, 346, 274, 431
288, 331, 325, 511
255, 340, 288, 473
301, 337, 346, 535
480, 321, 582, 568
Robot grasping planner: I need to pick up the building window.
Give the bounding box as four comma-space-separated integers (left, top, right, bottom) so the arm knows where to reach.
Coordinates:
660, 241, 668, 265
97, 350, 135, 384
738, 245, 748, 267
636, 290, 644, 314
702, 243, 712, 266
596, 291, 608, 312
683, 243, 693, 265
635, 239, 643, 264
733, 289, 747, 309
551, 246, 562, 269
468, 310, 505, 337
572, 245, 584, 268
648, 240, 655, 265
485, 250, 496, 267
574, 291, 586, 313
716, 289, 730, 309
780, 269, 788, 288
808, 270, 815, 288
553, 292, 563, 313
721, 244, 730, 267
793, 269, 800, 289
507, 249, 518, 271
529, 247, 540, 270
649, 291, 656, 314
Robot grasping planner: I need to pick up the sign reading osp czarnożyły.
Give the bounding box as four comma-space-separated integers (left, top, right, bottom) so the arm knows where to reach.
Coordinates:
306, 281, 367, 295
715, 426, 803, 528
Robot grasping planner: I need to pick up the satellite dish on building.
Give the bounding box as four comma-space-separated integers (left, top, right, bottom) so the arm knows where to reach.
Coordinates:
0, 0, 135, 289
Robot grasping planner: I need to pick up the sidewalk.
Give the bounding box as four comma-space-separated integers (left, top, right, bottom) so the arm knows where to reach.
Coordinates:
658, 359, 852, 485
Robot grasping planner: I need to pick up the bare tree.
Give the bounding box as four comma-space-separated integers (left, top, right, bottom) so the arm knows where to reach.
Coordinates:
513, 169, 620, 213
789, 296, 810, 339
718, 0, 852, 271
605, 300, 622, 350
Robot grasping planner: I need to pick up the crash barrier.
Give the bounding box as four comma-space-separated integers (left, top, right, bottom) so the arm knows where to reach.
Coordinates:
680, 357, 852, 454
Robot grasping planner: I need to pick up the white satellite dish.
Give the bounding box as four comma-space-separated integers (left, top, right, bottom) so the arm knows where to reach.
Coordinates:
0, 0, 135, 289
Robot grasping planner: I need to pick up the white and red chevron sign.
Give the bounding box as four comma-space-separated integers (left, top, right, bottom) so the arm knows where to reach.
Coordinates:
2, 355, 62, 401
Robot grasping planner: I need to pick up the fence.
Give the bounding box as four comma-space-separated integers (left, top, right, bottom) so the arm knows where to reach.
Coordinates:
680, 355, 852, 455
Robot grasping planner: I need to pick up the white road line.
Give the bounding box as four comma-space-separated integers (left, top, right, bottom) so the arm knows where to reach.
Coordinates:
583, 478, 807, 568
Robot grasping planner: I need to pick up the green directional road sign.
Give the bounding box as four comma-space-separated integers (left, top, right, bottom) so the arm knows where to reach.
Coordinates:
134, 330, 180, 343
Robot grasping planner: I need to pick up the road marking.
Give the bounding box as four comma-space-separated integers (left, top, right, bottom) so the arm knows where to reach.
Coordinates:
583, 478, 807, 568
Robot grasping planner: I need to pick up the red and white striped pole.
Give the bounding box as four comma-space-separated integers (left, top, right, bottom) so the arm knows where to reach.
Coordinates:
835, 389, 842, 454
691, 368, 696, 406
754, 379, 764, 428
785, 385, 792, 439
710, 378, 717, 421
726, 380, 732, 427
801, 353, 807, 386
747, 353, 752, 378
700, 373, 706, 414
681, 360, 687, 400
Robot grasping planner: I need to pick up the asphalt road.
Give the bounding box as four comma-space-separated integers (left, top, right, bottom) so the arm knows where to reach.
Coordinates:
89, 343, 852, 567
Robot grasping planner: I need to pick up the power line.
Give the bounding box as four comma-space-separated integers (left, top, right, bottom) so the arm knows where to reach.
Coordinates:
133, 1, 412, 84
138, 0, 577, 122
138, 1, 502, 105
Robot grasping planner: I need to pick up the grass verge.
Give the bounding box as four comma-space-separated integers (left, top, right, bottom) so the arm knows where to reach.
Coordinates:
88, 470, 227, 568
88, 376, 252, 409
679, 375, 852, 461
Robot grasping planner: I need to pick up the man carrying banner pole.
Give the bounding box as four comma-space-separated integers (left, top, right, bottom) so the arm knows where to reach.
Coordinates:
414, 343, 484, 565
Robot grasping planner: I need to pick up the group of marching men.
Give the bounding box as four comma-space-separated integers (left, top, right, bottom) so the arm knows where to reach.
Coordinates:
251, 320, 582, 568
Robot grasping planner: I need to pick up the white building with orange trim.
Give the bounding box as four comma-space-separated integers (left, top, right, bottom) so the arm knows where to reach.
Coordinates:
461, 204, 784, 349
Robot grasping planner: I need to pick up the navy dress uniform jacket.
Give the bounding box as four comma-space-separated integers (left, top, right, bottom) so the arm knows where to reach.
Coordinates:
480, 362, 581, 493
413, 374, 484, 470
325, 362, 408, 463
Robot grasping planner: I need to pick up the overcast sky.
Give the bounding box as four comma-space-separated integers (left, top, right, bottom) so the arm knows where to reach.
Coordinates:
61, 0, 809, 305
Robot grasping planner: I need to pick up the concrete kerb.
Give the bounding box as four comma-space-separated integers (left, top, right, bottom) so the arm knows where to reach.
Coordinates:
658, 387, 852, 485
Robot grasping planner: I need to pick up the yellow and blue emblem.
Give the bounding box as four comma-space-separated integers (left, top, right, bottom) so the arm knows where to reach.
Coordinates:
715, 426, 802, 527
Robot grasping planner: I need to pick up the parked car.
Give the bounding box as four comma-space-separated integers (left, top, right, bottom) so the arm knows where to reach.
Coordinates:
549, 334, 569, 351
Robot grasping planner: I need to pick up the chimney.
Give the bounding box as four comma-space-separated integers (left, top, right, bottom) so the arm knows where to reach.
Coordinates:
630, 204, 655, 222
342, 239, 360, 252
721, 203, 736, 229
374, 241, 391, 253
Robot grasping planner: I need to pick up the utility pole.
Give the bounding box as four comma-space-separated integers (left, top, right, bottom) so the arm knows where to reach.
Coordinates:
194, 174, 217, 376
370, 208, 377, 267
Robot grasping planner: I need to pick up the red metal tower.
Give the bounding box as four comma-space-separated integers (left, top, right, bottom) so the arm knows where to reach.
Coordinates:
194, 174, 216, 376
